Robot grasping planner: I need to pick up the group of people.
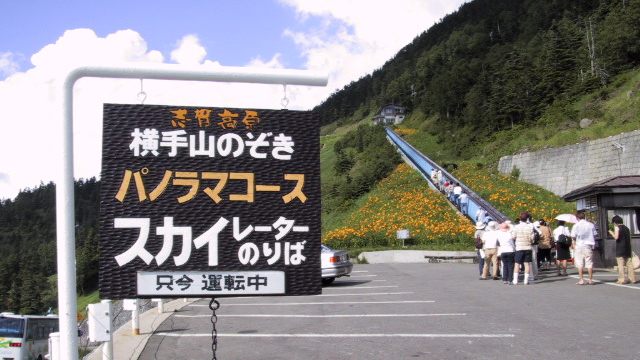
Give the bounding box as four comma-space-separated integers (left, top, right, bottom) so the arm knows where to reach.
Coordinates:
429, 169, 469, 214
474, 210, 637, 286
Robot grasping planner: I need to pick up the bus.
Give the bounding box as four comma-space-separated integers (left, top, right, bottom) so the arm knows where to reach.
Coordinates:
0, 313, 58, 360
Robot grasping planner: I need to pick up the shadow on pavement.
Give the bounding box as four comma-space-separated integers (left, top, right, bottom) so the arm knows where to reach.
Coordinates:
324, 280, 371, 287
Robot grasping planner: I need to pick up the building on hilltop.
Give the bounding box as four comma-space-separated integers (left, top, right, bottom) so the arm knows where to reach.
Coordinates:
372, 104, 406, 125
563, 175, 640, 268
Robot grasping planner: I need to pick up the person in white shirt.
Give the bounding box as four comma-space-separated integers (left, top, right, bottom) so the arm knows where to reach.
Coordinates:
452, 183, 462, 205
497, 222, 515, 284
553, 221, 572, 276
458, 192, 469, 214
474, 222, 486, 278
570, 212, 597, 285
512, 212, 535, 285
481, 221, 500, 280
476, 208, 487, 224
529, 218, 540, 280
445, 182, 454, 201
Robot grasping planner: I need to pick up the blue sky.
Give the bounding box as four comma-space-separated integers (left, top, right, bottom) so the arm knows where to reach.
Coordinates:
0, 0, 467, 200
0, 0, 314, 73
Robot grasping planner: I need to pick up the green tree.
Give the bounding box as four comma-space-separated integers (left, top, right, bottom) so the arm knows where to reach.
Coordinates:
598, 1, 640, 72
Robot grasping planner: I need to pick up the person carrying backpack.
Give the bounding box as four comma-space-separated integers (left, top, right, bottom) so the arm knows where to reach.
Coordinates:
553, 220, 571, 276
474, 221, 486, 279
537, 219, 553, 270
529, 216, 540, 280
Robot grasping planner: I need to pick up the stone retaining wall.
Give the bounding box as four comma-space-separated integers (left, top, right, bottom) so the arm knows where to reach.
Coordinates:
498, 130, 640, 196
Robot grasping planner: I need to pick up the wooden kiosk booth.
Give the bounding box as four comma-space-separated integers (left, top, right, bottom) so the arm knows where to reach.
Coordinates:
563, 176, 640, 268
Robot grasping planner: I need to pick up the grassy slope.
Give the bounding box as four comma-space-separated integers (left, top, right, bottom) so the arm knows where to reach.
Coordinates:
320, 117, 373, 233
323, 163, 475, 251
471, 69, 640, 165
320, 70, 639, 247
320, 116, 475, 251
403, 70, 639, 218
77, 291, 100, 314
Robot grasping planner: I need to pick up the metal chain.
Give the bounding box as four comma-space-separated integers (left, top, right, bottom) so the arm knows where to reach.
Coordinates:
138, 78, 147, 104
209, 298, 220, 360
281, 84, 289, 109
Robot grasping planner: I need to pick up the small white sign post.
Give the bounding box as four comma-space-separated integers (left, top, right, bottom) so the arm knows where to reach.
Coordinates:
87, 300, 113, 360
123, 299, 140, 335
397, 229, 410, 248
56, 63, 328, 360
152, 298, 164, 314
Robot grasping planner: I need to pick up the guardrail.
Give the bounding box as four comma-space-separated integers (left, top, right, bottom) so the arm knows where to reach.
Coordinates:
385, 127, 507, 224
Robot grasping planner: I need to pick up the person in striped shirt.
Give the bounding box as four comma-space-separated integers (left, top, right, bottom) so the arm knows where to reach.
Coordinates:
512, 212, 535, 285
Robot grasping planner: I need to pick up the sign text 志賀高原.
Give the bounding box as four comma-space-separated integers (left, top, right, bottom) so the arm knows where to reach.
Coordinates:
99, 105, 321, 298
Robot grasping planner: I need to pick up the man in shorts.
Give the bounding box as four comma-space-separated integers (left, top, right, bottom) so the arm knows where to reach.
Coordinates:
512, 212, 535, 285
571, 211, 597, 285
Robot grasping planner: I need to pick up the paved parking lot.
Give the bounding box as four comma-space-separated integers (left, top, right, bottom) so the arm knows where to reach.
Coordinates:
139, 263, 640, 360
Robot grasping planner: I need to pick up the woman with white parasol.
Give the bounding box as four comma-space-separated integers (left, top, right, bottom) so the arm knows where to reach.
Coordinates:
555, 213, 578, 224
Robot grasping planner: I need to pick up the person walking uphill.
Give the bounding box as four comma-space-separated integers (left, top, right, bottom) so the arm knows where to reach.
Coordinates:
609, 215, 636, 284
571, 211, 597, 285
512, 212, 535, 285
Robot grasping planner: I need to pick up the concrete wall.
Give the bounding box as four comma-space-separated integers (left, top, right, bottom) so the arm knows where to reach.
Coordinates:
358, 250, 477, 264
498, 130, 640, 196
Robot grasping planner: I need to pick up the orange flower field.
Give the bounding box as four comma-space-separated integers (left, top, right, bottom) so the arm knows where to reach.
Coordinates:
394, 128, 417, 136
323, 163, 475, 249
451, 163, 575, 222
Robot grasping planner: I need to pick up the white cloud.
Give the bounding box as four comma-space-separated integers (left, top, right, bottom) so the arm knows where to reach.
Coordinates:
0, 52, 20, 78
0, 1, 468, 200
0, 29, 313, 200
170, 34, 207, 65
279, 0, 467, 91
247, 53, 284, 69
0, 29, 167, 200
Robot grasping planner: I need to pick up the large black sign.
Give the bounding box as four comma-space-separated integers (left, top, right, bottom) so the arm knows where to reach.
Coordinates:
99, 104, 321, 299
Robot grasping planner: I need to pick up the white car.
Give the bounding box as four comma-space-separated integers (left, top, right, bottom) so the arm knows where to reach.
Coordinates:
321, 244, 353, 285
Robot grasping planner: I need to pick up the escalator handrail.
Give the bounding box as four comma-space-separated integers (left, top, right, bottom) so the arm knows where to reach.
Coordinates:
385, 127, 507, 223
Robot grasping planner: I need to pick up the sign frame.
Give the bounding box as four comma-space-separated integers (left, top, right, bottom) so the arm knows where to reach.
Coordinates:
56, 64, 327, 360
99, 104, 321, 299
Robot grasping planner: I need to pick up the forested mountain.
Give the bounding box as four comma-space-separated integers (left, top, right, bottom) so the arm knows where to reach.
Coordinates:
2, 0, 639, 314
315, 0, 639, 156
0, 179, 99, 313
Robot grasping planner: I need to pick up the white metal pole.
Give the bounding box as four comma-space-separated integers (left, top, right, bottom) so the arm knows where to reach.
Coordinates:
157, 299, 164, 314
65, 63, 328, 88
102, 340, 113, 360
132, 299, 140, 335
56, 72, 79, 360
57, 63, 327, 360
101, 300, 113, 360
